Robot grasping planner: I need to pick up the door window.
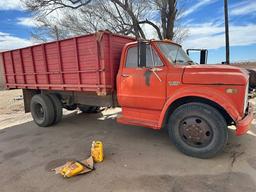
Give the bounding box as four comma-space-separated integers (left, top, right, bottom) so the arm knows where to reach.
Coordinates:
125, 45, 163, 68
126, 47, 138, 68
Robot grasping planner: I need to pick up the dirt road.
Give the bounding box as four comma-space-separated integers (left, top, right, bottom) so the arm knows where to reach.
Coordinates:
0, 90, 256, 192
0, 89, 32, 129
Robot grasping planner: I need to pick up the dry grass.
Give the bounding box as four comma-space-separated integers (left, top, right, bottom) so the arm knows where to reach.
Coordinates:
232, 62, 256, 70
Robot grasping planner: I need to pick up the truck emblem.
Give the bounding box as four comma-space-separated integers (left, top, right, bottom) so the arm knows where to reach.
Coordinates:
168, 81, 181, 86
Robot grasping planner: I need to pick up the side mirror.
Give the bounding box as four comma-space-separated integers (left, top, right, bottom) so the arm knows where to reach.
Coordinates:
138, 40, 147, 68
200, 49, 208, 64
187, 49, 208, 64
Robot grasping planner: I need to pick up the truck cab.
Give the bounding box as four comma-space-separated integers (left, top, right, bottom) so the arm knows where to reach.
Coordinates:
117, 40, 253, 158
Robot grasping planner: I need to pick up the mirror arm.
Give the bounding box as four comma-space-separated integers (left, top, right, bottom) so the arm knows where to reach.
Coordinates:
150, 68, 162, 82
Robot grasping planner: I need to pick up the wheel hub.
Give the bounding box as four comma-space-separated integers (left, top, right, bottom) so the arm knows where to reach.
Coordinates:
179, 117, 213, 147
35, 104, 44, 120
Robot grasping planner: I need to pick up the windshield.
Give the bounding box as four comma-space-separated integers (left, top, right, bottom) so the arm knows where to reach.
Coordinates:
156, 42, 194, 65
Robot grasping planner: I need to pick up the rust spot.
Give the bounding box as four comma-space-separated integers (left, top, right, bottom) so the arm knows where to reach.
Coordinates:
144, 70, 152, 86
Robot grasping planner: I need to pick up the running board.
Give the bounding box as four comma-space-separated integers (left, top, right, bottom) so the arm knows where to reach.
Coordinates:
117, 116, 160, 129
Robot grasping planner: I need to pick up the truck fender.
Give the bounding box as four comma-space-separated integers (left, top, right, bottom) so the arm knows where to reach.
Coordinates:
158, 87, 241, 128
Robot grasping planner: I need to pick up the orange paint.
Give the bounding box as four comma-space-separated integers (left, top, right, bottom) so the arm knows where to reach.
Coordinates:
117, 41, 253, 136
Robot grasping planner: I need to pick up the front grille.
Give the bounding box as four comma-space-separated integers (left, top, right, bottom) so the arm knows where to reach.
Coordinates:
244, 82, 249, 114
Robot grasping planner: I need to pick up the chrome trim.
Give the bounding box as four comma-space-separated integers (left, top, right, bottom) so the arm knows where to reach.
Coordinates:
244, 82, 249, 113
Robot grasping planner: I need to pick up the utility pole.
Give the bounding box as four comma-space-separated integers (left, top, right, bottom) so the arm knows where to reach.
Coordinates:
224, 0, 230, 64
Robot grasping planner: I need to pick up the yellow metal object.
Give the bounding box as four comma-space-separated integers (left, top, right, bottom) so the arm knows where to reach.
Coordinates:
60, 161, 84, 178
91, 141, 104, 163
53, 157, 94, 178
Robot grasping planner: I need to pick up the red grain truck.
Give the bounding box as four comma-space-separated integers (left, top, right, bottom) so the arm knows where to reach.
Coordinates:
0, 31, 253, 158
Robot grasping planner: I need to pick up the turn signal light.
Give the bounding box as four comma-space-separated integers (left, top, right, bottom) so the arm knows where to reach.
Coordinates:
226, 88, 238, 94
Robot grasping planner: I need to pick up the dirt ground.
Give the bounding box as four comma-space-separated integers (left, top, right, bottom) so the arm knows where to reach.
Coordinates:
0, 89, 256, 192
0, 89, 32, 129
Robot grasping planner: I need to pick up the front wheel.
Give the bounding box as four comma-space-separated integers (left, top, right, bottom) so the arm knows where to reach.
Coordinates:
168, 102, 228, 159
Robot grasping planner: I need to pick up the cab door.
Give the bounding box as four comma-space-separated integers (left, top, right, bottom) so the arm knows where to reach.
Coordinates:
117, 44, 167, 111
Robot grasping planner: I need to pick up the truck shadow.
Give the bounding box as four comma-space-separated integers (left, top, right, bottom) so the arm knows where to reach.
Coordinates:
0, 109, 256, 160
0, 109, 255, 159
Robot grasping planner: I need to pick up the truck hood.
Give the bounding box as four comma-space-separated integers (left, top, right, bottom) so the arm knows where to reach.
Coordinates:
182, 65, 248, 85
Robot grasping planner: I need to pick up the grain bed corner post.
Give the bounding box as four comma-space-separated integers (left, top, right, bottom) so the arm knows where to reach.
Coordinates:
0, 52, 6, 89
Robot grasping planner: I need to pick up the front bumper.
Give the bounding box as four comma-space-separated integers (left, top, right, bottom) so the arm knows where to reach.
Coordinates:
236, 102, 254, 136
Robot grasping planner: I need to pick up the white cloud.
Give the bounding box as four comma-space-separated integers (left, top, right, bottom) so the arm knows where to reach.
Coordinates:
183, 22, 256, 49
0, 32, 33, 51
181, 0, 217, 18
230, 1, 256, 16
17, 17, 42, 27
0, 32, 9, 36
0, 0, 24, 10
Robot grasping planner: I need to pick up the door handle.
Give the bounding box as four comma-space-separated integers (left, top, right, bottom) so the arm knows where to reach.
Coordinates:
150, 68, 163, 72
121, 74, 130, 77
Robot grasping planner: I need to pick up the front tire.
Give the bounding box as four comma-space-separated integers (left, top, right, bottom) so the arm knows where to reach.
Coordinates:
168, 102, 228, 159
30, 94, 55, 127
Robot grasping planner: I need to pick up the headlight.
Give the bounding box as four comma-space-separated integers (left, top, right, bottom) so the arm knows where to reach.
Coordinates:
243, 82, 249, 113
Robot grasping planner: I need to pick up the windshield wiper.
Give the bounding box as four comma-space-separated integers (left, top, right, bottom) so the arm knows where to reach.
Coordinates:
186, 60, 194, 65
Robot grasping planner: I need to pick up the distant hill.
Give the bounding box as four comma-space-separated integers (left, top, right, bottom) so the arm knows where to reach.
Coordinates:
231, 62, 256, 70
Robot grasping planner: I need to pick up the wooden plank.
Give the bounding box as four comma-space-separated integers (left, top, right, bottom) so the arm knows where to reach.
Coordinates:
108, 33, 114, 92
19, 49, 26, 86
74, 37, 82, 91
0, 69, 102, 76
5, 83, 112, 88
95, 35, 102, 94
30, 47, 38, 87
0, 53, 7, 88
41, 44, 50, 86
57, 41, 64, 87
10, 51, 17, 88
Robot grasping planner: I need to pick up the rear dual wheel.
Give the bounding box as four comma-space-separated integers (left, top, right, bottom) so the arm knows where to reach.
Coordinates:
30, 94, 63, 127
48, 94, 63, 124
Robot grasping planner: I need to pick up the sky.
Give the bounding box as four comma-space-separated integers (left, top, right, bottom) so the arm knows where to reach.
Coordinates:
0, 0, 255, 64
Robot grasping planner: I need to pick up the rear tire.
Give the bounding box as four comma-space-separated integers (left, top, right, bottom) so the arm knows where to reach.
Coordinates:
168, 102, 228, 159
48, 94, 63, 125
79, 105, 100, 113
30, 94, 55, 127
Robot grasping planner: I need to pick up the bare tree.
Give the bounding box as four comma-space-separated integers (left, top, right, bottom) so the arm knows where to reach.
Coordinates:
30, 18, 68, 42
23, 0, 92, 14
150, 0, 177, 40
23, 0, 187, 42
